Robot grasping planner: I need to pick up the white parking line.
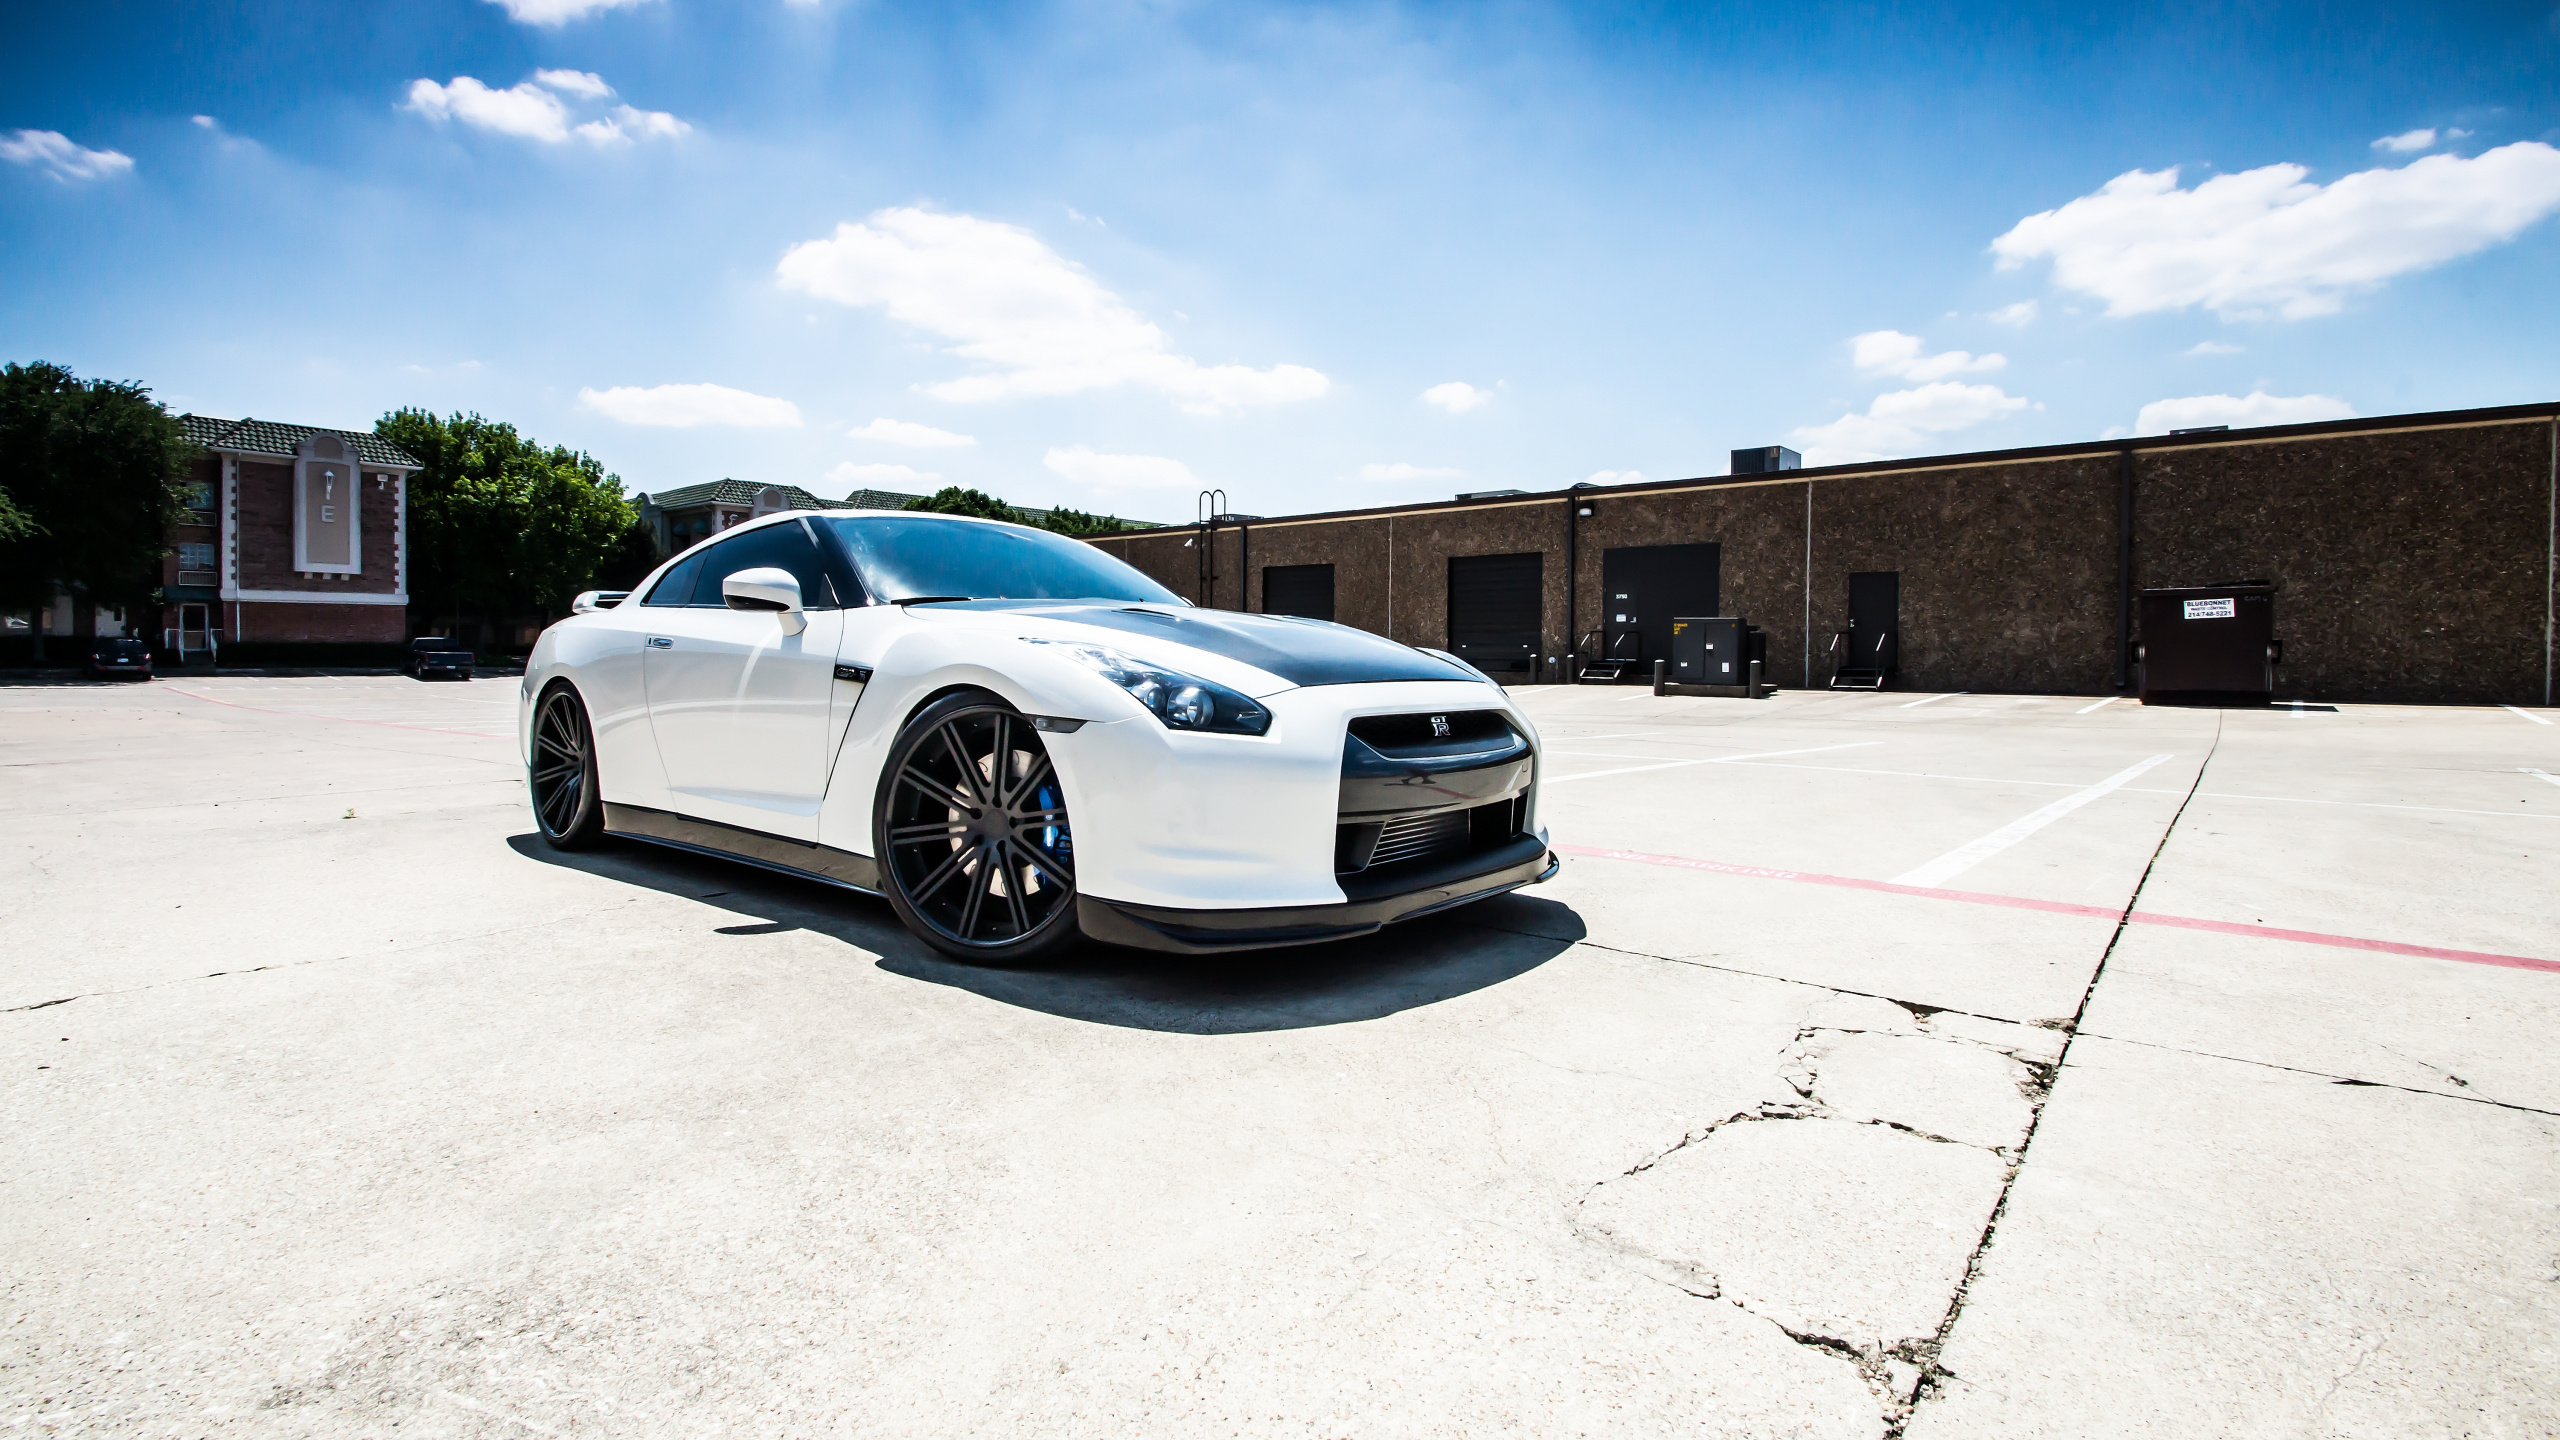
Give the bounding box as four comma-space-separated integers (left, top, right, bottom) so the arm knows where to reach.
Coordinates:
1899, 691, 1966, 708
2288, 699, 2309, 717
2075, 696, 2118, 714
1888, 753, 2176, 888
2504, 705, 2554, 726
2526, 768, 2560, 788
1543, 741, 1880, 785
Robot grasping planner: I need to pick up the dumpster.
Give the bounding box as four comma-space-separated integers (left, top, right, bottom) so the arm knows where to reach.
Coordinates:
2136, 583, 2281, 706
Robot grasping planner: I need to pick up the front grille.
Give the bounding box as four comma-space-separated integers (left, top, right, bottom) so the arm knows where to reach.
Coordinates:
1346, 710, 1516, 762
1368, 809, 1470, 868
1336, 795, 1528, 875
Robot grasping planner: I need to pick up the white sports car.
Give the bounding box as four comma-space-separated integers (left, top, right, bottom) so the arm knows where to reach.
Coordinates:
520, 510, 1555, 962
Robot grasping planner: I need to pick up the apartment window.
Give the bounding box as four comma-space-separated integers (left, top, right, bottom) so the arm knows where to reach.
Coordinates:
185, 481, 214, 511
178, 543, 216, 569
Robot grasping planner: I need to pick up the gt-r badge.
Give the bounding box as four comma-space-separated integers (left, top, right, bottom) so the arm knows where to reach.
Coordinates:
1431, 715, 1451, 738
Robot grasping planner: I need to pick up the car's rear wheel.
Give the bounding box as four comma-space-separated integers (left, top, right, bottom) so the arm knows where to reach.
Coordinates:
530, 684, 606, 850
874, 690, 1080, 964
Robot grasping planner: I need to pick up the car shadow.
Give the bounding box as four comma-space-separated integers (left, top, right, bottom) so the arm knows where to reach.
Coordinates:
507, 833, 1584, 1035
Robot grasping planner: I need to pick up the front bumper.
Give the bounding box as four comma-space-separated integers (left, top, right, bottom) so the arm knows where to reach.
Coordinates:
1074, 836, 1557, 954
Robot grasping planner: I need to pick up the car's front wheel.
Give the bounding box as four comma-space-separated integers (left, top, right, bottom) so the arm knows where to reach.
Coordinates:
530, 683, 606, 850
874, 690, 1081, 964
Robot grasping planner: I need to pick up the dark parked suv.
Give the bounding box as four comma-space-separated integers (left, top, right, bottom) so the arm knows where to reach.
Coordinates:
86, 637, 154, 680
405, 637, 476, 680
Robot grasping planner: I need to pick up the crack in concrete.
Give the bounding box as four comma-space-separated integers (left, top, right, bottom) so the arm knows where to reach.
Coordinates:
0, 899, 654, 1018
1897, 713, 2225, 1437
2069, 1032, 2560, 1119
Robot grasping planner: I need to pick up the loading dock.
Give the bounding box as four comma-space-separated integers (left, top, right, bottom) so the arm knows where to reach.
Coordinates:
1263, 563, 1335, 622
1593, 543, 1719, 684
1447, 552, 1543, 676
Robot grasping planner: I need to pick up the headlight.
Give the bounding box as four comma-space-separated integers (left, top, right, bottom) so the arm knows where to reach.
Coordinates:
1029, 641, 1271, 735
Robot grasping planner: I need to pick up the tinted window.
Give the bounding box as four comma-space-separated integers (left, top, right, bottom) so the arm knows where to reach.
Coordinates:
642, 552, 704, 607
822, 515, 1180, 605
688, 520, 838, 609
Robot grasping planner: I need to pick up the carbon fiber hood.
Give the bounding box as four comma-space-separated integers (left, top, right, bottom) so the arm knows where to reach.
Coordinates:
925, 600, 1475, 688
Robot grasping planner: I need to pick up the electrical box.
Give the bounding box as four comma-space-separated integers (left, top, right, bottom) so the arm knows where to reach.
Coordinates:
1672, 616, 1745, 684
2137, 584, 2279, 705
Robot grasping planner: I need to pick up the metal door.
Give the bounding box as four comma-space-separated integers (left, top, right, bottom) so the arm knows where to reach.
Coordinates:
1846, 571, 1899, 674
1447, 552, 1543, 675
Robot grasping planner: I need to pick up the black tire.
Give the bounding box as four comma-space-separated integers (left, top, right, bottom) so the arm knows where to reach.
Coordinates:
873, 690, 1081, 964
530, 683, 607, 850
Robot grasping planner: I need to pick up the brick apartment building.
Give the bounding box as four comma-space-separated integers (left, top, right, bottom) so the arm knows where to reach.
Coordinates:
163, 417, 423, 658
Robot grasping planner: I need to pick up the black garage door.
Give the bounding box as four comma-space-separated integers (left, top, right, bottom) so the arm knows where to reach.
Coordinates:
1263, 563, 1335, 622
1448, 552, 1543, 675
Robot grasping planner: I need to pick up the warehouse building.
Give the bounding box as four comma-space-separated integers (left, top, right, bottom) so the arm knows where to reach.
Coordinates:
1087, 402, 2559, 707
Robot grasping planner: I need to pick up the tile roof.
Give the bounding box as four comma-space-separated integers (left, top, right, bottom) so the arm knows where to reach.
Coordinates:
839, 486, 929, 511
636, 478, 1164, 529
638, 479, 905, 512
181, 415, 421, 469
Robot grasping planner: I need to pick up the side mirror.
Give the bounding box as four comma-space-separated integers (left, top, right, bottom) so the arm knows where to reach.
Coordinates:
723, 567, 806, 635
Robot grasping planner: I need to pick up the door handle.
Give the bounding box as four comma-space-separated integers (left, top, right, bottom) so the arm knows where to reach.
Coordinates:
645, 636, 672, 649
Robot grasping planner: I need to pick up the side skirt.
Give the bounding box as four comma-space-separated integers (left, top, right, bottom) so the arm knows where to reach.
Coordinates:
602, 803, 883, 896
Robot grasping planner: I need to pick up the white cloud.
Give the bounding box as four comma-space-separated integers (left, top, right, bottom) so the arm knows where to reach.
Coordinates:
1992, 143, 2560, 319
1042, 446, 1202, 490
1790, 382, 2033, 466
1850, 330, 2006, 381
2372, 128, 2436, 153
1420, 381, 1492, 414
0, 129, 133, 182
486, 0, 655, 24
190, 115, 216, 129
1358, 463, 1466, 483
1984, 300, 2038, 328
2134, 391, 2354, 435
533, 69, 614, 99
826, 462, 940, 490
404, 75, 687, 146
848, 417, 976, 449
1576, 470, 1645, 486
777, 208, 1328, 415
2182, 340, 2245, 356
578, 383, 802, 428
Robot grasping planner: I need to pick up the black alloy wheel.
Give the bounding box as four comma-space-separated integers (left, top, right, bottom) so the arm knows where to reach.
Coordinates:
874, 691, 1080, 964
530, 684, 606, 850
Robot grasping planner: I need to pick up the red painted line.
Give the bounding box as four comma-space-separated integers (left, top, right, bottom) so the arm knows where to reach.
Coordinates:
164, 686, 507, 742
1552, 842, 2560, 976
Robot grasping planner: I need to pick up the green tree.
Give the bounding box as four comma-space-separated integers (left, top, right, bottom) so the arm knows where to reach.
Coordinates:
1039, 504, 1143, 537
903, 486, 1028, 525
377, 409, 639, 639
0, 362, 197, 658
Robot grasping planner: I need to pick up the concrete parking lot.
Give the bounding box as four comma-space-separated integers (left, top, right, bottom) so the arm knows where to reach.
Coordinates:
5, 674, 2556, 1437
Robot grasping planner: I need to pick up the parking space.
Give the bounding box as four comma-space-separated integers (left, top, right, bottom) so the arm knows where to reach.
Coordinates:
4, 676, 2555, 1436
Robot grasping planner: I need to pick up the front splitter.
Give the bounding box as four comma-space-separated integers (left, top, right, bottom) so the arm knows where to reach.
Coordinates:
1075, 839, 1558, 955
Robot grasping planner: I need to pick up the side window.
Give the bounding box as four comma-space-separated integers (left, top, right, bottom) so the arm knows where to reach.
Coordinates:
686, 520, 838, 609
642, 552, 704, 607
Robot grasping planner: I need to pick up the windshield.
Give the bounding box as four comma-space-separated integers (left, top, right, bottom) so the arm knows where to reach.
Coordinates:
822, 515, 1181, 605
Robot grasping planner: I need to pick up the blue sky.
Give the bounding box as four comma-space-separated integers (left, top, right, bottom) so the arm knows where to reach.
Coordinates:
5, 1, 2557, 522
